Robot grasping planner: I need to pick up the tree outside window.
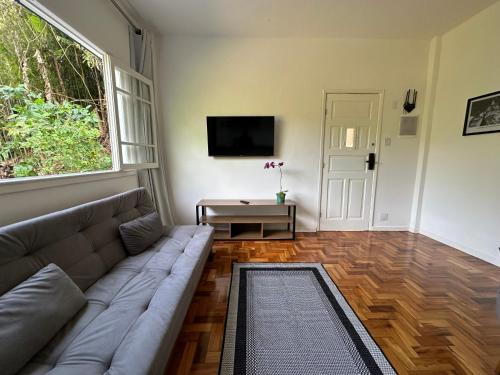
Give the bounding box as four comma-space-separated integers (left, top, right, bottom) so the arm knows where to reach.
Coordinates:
0, 0, 112, 179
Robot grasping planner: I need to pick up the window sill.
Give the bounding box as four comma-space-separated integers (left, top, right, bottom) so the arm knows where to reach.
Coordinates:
0, 170, 137, 196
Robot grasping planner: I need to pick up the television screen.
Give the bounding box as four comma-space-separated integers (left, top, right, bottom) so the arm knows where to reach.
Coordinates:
207, 116, 274, 156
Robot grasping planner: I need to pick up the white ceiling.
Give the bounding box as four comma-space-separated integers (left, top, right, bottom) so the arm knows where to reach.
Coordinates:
127, 0, 498, 39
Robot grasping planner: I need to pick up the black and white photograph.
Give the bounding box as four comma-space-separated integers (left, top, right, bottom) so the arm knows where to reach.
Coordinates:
463, 90, 500, 136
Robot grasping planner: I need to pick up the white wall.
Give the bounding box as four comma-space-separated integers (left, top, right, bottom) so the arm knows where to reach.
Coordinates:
419, 2, 500, 266
158, 37, 429, 230
0, 0, 137, 227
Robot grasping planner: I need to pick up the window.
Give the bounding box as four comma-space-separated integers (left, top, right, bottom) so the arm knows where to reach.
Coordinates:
345, 128, 356, 149
0, 0, 158, 180
109, 63, 158, 169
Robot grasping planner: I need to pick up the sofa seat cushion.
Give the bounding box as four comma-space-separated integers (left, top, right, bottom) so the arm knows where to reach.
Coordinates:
18, 225, 214, 375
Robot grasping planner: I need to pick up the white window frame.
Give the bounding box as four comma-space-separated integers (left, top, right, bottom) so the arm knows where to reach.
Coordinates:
0, 0, 118, 184
0, 0, 159, 189
104, 56, 159, 170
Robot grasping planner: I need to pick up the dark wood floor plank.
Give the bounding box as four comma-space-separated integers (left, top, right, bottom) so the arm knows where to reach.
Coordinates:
165, 231, 500, 375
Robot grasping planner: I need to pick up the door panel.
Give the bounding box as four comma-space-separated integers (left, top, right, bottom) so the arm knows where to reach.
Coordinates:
329, 127, 342, 148
320, 93, 380, 231
329, 156, 366, 172
332, 100, 373, 118
326, 179, 344, 219
346, 179, 365, 219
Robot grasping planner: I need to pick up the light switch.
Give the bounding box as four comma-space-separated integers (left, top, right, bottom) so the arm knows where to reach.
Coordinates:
385, 137, 391, 146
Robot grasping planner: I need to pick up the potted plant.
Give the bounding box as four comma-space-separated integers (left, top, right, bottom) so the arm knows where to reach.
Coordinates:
264, 161, 288, 204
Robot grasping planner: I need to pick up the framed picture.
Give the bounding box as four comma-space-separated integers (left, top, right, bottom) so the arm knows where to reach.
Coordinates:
463, 90, 500, 136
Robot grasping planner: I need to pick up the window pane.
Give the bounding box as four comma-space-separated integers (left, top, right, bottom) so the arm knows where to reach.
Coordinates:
345, 128, 356, 148
117, 92, 135, 143
117, 92, 154, 145
133, 98, 145, 142
113, 66, 156, 168
117, 71, 147, 98
115, 69, 132, 93
0, 1, 111, 179
140, 82, 151, 101
133, 77, 141, 97
142, 102, 154, 145
121, 145, 156, 164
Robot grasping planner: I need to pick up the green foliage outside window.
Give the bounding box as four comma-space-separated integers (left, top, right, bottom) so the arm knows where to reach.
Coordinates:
0, 85, 111, 177
0, 0, 112, 179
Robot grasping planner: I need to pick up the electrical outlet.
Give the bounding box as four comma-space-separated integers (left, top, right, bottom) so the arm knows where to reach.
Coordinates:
380, 213, 389, 222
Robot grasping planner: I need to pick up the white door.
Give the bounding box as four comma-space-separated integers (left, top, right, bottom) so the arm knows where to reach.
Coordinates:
319, 93, 381, 231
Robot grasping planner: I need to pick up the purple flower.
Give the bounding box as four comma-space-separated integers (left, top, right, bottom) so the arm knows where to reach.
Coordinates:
264, 161, 286, 193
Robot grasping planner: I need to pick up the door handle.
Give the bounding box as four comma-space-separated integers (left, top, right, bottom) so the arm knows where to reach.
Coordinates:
366, 153, 376, 170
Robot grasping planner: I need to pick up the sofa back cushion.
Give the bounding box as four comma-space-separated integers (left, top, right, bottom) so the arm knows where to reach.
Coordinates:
0, 263, 87, 375
0, 188, 155, 295
119, 211, 163, 255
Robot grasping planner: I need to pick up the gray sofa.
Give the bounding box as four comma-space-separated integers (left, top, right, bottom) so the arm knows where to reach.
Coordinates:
0, 188, 214, 375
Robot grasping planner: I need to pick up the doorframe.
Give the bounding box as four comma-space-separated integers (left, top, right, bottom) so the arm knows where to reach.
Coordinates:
315, 89, 385, 232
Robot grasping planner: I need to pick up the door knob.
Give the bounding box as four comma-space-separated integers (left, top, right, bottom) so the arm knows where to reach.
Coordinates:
366, 153, 376, 170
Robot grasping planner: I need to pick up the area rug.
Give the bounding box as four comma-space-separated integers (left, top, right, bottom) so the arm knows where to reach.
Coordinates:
219, 263, 396, 375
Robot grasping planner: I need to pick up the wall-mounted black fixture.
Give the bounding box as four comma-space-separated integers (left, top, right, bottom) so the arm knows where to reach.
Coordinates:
403, 89, 418, 113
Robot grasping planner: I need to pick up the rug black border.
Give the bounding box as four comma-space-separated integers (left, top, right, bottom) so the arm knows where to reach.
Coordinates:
217, 259, 237, 375
235, 267, 383, 375
319, 264, 398, 374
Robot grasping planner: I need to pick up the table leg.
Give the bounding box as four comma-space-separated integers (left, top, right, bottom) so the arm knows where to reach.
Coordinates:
293, 205, 296, 240
287, 206, 291, 231
202, 206, 207, 225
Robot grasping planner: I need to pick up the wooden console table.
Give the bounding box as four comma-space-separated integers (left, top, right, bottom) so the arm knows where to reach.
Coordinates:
196, 199, 296, 240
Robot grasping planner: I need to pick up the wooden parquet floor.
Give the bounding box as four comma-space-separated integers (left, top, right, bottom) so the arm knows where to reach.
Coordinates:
165, 231, 500, 375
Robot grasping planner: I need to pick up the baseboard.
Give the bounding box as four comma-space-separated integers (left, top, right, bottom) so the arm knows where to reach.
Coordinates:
298, 226, 409, 232
296, 226, 316, 233
408, 225, 419, 234
370, 226, 409, 231
419, 229, 500, 267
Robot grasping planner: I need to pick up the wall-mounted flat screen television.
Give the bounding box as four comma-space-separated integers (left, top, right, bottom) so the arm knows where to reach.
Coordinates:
207, 116, 274, 156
